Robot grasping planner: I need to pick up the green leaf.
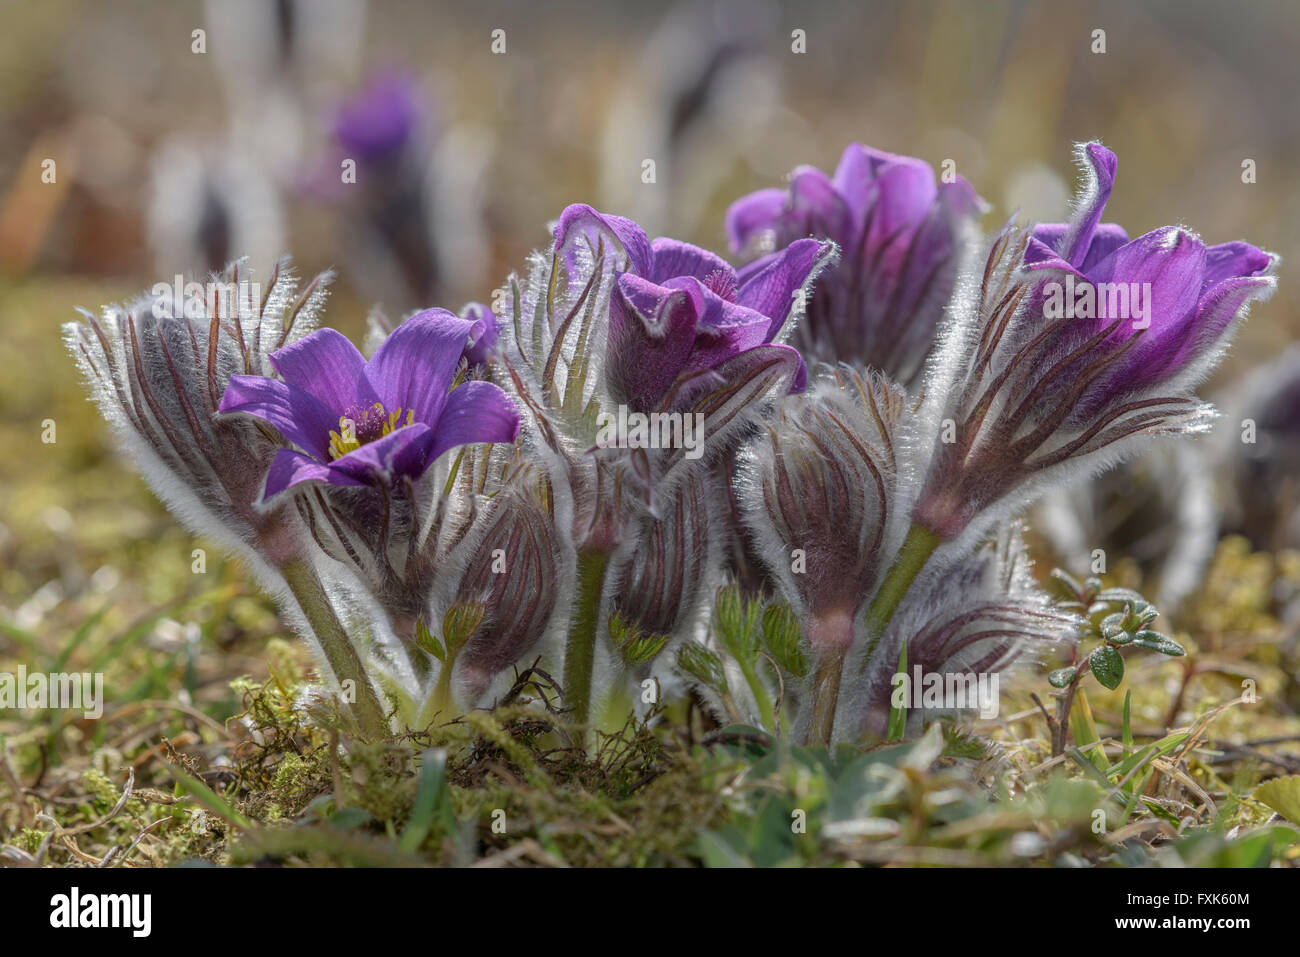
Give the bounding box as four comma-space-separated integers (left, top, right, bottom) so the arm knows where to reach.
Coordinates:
163, 763, 254, 832
1070, 688, 1108, 772
1254, 776, 1300, 826
1132, 631, 1185, 656
399, 748, 454, 853
677, 643, 728, 691
761, 601, 808, 677
1049, 568, 1084, 601
1121, 690, 1134, 753
713, 585, 762, 659
1100, 612, 1127, 637
414, 617, 445, 662
442, 602, 486, 657
1095, 587, 1146, 605
609, 612, 669, 665
1107, 732, 1190, 781
1090, 644, 1125, 690
1048, 666, 1077, 689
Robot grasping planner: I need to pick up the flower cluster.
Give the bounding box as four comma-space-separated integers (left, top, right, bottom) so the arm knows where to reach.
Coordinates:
68, 139, 1278, 747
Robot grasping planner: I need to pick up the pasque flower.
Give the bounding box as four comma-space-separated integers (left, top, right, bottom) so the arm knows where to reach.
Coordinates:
911, 142, 1277, 549
451, 475, 567, 703
726, 143, 985, 384
65, 261, 391, 735
740, 367, 903, 743
856, 528, 1076, 737
554, 203, 833, 412
838, 142, 1277, 732
492, 205, 832, 741
1021, 143, 1276, 420
334, 70, 423, 161
460, 301, 501, 369
219, 309, 520, 499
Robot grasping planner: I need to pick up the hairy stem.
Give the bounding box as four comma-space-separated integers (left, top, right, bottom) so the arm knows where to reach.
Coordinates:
280, 558, 388, 737
736, 656, 777, 735
430, 654, 457, 722
808, 649, 846, 747
859, 523, 943, 669
563, 548, 611, 747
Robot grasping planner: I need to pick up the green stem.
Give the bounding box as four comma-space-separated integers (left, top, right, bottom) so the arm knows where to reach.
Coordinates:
563, 549, 611, 746
859, 523, 943, 670
808, 650, 845, 746
430, 655, 457, 721
736, 657, 776, 735
280, 558, 388, 737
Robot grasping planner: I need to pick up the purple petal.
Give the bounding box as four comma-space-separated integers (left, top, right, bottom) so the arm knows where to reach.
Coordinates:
263, 448, 365, 499
1078, 223, 1131, 272
461, 301, 500, 366
789, 165, 852, 244
553, 204, 652, 276
831, 142, 888, 225
1180, 274, 1276, 364
662, 276, 754, 329
1203, 241, 1273, 285
680, 313, 772, 379
269, 328, 370, 414
864, 156, 938, 251
428, 381, 521, 461
328, 423, 436, 484
648, 237, 736, 286
1091, 227, 1206, 331
367, 309, 474, 423
334, 71, 421, 159
1061, 142, 1117, 268
736, 238, 834, 340
1029, 222, 1129, 272
1023, 234, 1079, 273
725, 187, 787, 253
606, 274, 701, 410
936, 176, 989, 222
219, 374, 336, 460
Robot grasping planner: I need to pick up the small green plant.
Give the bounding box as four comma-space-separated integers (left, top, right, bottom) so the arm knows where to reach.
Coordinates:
1039, 570, 1186, 756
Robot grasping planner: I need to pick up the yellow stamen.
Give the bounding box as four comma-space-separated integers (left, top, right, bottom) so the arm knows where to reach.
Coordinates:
327, 401, 415, 460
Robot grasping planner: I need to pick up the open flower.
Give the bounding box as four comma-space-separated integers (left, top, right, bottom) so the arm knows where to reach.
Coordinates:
726, 143, 985, 384
554, 203, 833, 411
911, 142, 1277, 548
1022, 143, 1275, 420
219, 309, 520, 499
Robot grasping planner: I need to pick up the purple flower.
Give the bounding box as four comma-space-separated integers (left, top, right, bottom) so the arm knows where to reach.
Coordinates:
911, 142, 1277, 547
859, 528, 1076, 737
334, 71, 423, 161
742, 369, 901, 656
1022, 143, 1275, 418
460, 301, 501, 368
219, 310, 520, 499
553, 204, 833, 411
725, 143, 986, 383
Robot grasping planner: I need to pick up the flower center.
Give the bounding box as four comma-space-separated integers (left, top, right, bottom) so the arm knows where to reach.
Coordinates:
328, 400, 414, 460
702, 268, 738, 302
